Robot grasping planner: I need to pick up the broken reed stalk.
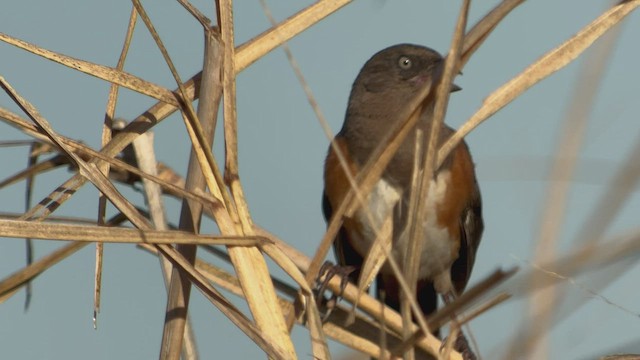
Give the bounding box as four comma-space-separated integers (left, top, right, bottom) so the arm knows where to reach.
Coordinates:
217, 0, 298, 357
159, 25, 223, 360
133, 125, 200, 358
94, 3, 138, 330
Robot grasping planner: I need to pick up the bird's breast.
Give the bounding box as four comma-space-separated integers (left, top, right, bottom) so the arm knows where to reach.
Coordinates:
348, 171, 458, 280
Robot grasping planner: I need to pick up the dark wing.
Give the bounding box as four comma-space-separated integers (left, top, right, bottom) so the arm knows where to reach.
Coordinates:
451, 181, 483, 294
322, 192, 362, 284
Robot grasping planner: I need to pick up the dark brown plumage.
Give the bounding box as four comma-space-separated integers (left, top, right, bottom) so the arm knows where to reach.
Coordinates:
322, 44, 483, 333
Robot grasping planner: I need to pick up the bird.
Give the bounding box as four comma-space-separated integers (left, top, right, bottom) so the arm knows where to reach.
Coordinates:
322, 44, 483, 341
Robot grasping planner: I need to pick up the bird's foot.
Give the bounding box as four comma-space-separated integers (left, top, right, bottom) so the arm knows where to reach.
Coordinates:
314, 261, 356, 321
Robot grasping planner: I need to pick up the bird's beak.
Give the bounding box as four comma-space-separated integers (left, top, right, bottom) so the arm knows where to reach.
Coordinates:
433, 62, 462, 92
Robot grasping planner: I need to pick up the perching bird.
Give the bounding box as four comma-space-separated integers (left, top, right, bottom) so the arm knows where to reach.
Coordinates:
322, 44, 483, 338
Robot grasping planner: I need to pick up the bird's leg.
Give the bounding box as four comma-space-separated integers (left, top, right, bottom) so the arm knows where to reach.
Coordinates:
441, 292, 477, 360
314, 261, 356, 321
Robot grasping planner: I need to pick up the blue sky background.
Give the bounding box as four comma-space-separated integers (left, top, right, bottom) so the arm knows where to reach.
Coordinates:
1, 1, 639, 359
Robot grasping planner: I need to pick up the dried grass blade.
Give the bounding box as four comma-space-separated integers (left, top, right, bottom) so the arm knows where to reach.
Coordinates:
22, 142, 42, 310
176, 0, 211, 29
0, 75, 145, 229
235, 0, 353, 73
138, 15, 222, 360
0, 219, 265, 245
0, 111, 217, 212
261, 243, 312, 294
524, 4, 628, 356
146, 244, 399, 359
0, 32, 178, 105
0, 155, 68, 190
94, 4, 138, 330
402, 1, 470, 350
354, 212, 394, 314
392, 268, 516, 356
438, 0, 640, 166
265, 228, 452, 357
572, 123, 640, 245
218, 0, 297, 357
305, 295, 331, 360
461, 0, 526, 66
0, 242, 88, 301
134, 130, 200, 359
156, 244, 288, 359
7, 68, 199, 223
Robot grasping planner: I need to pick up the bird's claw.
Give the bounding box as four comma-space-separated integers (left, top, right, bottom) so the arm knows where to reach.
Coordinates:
313, 261, 356, 321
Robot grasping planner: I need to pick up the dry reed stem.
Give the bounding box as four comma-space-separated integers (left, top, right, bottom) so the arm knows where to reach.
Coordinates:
217, 1, 298, 358
0, 153, 68, 189
456, 292, 511, 326
0, 32, 178, 105
0, 112, 218, 211
6, 72, 198, 224
164, 25, 223, 360
524, 1, 628, 357
574, 133, 640, 246
0, 214, 135, 300
250, 6, 373, 336
0, 140, 39, 148
125, 1, 221, 357
571, 14, 640, 250
477, 229, 640, 304
157, 22, 221, 360
177, 0, 212, 29
392, 268, 516, 356
0, 75, 276, 353
145, 244, 406, 359
0, 219, 265, 245
248, 10, 376, 334
23, 143, 50, 309
437, 0, 640, 167
501, 230, 640, 356
0, 213, 129, 301
235, 0, 353, 73
305, 294, 332, 359
0, 77, 155, 232
261, 228, 458, 359
158, 244, 431, 359
401, 129, 424, 349
1, 0, 362, 225
94, 4, 138, 330
155, 244, 288, 359
134, 129, 199, 359
460, 0, 525, 67
400, 2, 470, 352
0, 242, 89, 301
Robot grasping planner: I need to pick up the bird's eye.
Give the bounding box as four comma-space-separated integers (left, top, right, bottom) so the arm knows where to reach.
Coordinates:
398, 56, 412, 70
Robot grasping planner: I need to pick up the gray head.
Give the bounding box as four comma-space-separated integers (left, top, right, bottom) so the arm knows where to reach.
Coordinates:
341, 44, 456, 137
353, 43, 446, 95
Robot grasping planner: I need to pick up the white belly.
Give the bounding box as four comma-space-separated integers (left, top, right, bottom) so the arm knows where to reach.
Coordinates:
348, 171, 456, 280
